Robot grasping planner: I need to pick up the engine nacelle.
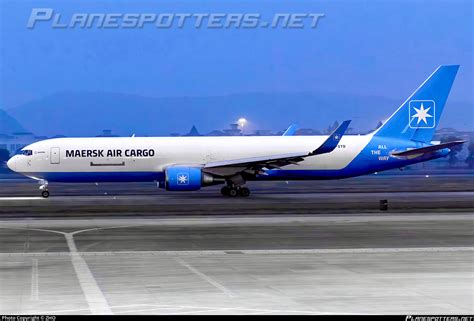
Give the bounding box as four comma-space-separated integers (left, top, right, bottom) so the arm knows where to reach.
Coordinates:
164, 166, 222, 191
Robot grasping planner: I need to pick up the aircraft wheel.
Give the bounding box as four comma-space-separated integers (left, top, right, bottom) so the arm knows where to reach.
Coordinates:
41, 190, 50, 198
228, 187, 238, 197
221, 186, 230, 196
239, 187, 250, 197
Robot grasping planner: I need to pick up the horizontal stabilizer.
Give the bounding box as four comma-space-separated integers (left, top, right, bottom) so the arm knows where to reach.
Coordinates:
391, 140, 465, 157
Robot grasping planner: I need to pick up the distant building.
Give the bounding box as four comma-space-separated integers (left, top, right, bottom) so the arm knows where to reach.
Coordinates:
295, 128, 322, 136
183, 125, 202, 137
0, 132, 46, 155
434, 128, 474, 142
253, 130, 274, 136
222, 124, 242, 136
205, 123, 242, 136
207, 130, 225, 136
95, 129, 119, 137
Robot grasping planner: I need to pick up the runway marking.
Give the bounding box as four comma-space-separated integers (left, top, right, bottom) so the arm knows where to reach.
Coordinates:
1, 213, 472, 228
1, 246, 472, 257
30, 258, 39, 301
176, 257, 236, 298
0, 197, 43, 200
0, 226, 113, 315
64, 233, 112, 315
70, 225, 137, 236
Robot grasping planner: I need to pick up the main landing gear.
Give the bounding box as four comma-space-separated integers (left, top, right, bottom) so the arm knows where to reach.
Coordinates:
221, 185, 250, 197
39, 180, 49, 198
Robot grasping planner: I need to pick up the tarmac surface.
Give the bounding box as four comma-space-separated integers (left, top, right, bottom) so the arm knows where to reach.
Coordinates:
0, 173, 473, 314
0, 174, 473, 217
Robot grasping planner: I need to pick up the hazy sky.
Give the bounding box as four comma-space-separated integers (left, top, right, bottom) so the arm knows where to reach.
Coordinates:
0, 0, 472, 109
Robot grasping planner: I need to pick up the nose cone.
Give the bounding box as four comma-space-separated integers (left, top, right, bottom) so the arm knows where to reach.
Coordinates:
6, 157, 16, 172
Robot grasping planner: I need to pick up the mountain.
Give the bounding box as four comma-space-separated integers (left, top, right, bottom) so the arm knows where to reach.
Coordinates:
7, 91, 472, 137
0, 109, 25, 134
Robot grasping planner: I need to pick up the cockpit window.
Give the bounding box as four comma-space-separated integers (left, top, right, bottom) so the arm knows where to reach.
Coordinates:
19, 150, 33, 156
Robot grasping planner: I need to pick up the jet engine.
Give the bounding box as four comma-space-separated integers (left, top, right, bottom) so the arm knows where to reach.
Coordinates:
164, 166, 223, 191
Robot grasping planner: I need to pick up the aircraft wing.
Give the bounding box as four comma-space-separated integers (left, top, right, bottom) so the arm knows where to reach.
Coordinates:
203, 120, 351, 177
391, 140, 465, 158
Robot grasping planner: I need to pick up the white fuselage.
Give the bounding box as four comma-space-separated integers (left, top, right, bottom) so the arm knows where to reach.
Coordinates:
8, 135, 371, 180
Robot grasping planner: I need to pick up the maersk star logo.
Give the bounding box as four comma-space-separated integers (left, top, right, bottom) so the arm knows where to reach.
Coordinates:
409, 100, 435, 129
177, 173, 189, 185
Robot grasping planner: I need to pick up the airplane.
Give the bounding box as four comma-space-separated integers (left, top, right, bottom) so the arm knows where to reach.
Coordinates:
7, 65, 465, 198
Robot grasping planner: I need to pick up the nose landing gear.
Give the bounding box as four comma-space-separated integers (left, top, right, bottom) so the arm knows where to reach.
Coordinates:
220, 185, 250, 197
39, 180, 49, 198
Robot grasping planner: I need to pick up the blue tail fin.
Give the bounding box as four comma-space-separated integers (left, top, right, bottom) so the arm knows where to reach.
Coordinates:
374, 65, 459, 143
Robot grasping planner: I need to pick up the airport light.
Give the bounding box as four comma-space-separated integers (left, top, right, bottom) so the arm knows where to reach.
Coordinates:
237, 118, 247, 135
238, 118, 247, 128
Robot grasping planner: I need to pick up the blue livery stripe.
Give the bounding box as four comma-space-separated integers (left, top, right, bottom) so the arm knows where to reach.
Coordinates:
24, 171, 165, 183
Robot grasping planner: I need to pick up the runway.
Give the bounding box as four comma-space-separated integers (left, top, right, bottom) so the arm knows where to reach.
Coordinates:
0, 192, 473, 218
0, 213, 473, 315
0, 174, 473, 314
0, 174, 473, 218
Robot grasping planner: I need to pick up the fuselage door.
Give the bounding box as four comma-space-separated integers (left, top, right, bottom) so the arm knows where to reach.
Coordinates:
50, 147, 60, 164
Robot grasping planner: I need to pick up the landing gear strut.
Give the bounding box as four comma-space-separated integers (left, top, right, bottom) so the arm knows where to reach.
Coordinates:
220, 185, 250, 197
39, 180, 49, 198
